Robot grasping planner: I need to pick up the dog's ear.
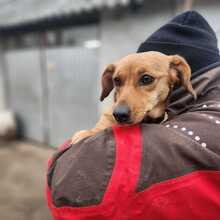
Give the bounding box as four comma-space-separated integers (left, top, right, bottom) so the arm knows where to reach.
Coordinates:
100, 64, 115, 101
169, 55, 197, 100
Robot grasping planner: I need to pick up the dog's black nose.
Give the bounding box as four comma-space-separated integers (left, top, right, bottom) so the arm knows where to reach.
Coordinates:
113, 105, 131, 123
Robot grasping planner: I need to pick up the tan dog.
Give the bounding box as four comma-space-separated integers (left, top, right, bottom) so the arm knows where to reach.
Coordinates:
71, 51, 196, 143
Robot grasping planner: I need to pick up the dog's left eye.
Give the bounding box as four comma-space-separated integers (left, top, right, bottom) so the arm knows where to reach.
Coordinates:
113, 77, 121, 87
139, 74, 155, 85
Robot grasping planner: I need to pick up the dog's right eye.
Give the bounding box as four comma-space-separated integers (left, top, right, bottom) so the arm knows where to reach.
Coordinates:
139, 74, 155, 86
113, 77, 121, 87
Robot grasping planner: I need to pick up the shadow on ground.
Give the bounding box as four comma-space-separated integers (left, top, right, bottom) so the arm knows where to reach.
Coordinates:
0, 140, 55, 220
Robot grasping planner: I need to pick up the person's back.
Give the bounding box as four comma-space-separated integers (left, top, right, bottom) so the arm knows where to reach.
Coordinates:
46, 11, 220, 220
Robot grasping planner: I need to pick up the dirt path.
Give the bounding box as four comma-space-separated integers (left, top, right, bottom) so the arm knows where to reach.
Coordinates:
0, 140, 55, 220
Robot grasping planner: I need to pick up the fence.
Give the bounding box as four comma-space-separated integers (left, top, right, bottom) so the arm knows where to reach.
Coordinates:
2, 47, 99, 146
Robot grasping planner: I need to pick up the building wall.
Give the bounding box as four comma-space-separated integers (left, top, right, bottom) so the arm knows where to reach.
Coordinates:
100, 4, 175, 70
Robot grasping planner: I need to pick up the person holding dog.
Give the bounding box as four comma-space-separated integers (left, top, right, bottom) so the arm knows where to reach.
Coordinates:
47, 11, 220, 220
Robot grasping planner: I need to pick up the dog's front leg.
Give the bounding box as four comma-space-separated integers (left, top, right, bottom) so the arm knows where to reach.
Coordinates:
71, 108, 115, 144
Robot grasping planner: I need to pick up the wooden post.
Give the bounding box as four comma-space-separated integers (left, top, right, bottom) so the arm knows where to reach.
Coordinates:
183, 0, 194, 11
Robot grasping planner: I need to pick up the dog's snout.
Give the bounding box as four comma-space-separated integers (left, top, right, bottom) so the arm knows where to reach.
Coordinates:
113, 105, 131, 123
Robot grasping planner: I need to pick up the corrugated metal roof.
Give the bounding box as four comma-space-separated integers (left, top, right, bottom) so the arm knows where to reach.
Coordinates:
0, 0, 130, 27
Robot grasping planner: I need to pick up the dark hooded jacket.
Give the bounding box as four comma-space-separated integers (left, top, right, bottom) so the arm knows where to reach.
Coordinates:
46, 11, 220, 220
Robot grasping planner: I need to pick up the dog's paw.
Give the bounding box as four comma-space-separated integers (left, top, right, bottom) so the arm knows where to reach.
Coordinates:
71, 130, 94, 144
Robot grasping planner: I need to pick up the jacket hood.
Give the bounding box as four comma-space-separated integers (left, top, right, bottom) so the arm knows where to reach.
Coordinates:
168, 66, 220, 116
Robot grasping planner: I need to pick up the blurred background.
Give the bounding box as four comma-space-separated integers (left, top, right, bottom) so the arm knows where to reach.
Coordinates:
0, 0, 219, 219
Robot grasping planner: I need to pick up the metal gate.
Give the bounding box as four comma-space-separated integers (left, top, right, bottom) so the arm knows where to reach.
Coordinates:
5, 50, 45, 142
3, 47, 99, 146
46, 47, 99, 146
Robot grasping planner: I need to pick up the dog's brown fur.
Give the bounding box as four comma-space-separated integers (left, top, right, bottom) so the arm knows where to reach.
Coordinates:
71, 51, 196, 143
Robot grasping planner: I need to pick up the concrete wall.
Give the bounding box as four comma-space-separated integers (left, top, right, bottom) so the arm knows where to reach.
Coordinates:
100, 4, 175, 69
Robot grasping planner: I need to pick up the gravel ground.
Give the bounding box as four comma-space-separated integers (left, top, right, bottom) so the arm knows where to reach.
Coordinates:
0, 140, 55, 220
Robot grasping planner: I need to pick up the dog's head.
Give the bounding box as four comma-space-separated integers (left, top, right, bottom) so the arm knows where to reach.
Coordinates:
100, 51, 196, 124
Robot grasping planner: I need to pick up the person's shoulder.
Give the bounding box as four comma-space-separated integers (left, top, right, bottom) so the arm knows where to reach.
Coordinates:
139, 98, 220, 192
47, 128, 116, 207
